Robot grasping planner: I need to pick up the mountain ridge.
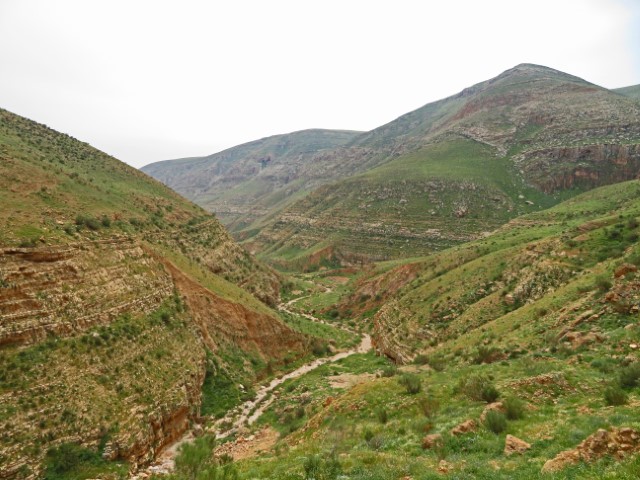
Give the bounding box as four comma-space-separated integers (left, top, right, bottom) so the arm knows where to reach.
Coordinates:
143, 64, 640, 268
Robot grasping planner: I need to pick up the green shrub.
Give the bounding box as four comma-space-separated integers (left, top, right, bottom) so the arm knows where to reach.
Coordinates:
481, 384, 500, 403
76, 214, 102, 231
427, 354, 446, 372
376, 408, 389, 424
398, 373, 422, 394
472, 345, 501, 364
619, 363, 640, 388
457, 375, 500, 402
417, 395, 440, 418
311, 339, 330, 356
175, 435, 217, 480
367, 435, 385, 450
413, 354, 429, 365
604, 386, 628, 406
484, 410, 507, 434
594, 275, 612, 292
380, 365, 398, 377
44, 443, 107, 480
503, 396, 525, 420
18, 238, 37, 248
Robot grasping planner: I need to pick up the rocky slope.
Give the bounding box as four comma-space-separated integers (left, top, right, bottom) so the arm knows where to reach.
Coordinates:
0, 109, 307, 478
369, 179, 640, 364
245, 65, 640, 265
145, 64, 640, 267
223, 181, 640, 479
141, 129, 361, 231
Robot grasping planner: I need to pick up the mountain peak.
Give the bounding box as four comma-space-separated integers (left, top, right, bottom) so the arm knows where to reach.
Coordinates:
493, 63, 592, 85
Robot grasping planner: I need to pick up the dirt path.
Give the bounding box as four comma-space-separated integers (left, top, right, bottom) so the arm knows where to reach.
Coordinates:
132, 303, 370, 478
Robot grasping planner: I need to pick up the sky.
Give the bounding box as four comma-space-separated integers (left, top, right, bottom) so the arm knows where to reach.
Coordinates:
1, 0, 639, 168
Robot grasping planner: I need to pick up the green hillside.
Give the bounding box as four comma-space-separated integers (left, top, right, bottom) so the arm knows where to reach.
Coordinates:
615, 84, 640, 101
142, 129, 362, 230
222, 179, 640, 479
240, 65, 640, 267
0, 108, 312, 478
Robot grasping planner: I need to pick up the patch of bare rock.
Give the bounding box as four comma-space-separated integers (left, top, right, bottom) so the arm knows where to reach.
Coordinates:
542, 427, 640, 473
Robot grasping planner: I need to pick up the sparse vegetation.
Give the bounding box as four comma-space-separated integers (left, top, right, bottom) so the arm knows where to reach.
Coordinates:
398, 373, 422, 394
484, 409, 507, 434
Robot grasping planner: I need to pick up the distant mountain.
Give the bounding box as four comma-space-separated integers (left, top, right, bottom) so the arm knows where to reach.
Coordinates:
144, 64, 640, 268
142, 129, 362, 230
0, 108, 307, 477
614, 84, 640, 101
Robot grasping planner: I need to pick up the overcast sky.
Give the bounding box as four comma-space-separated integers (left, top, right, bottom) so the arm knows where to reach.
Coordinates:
1, 0, 639, 168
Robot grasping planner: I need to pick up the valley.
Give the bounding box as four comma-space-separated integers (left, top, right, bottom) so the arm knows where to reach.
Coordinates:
2, 63, 640, 480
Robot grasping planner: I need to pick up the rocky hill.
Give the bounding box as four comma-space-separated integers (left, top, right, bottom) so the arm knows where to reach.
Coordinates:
0, 109, 308, 478
141, 129, 361, 231
245, 65, 640, 265
144, 64, 640, 268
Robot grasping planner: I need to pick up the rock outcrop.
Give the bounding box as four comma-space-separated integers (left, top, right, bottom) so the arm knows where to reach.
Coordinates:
542, 428, 640, 472
0, 238, 173, 346
504, 435, 531, 456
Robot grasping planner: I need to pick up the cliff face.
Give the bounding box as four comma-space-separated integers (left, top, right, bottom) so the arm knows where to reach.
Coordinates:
163, 258, 307, 359
0, 238, 172, 346
516, 142, 640, 193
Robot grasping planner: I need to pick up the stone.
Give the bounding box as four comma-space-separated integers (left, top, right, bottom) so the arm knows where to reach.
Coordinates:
542, 427, 640, 473
614, 263, 637, 278
421, 433, 443, 450
450, 419, 477, 436
437, 460, 452, 473
504, 434, 531, 456
480, 402, 505, 423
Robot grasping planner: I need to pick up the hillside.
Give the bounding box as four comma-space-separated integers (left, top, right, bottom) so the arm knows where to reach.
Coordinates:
141, 129, 362, 231
0, 108, 311, 478
245, 65, 640, 266
145, 64, 640, 268
615, 84, 640, 101
219, 179, 640, 479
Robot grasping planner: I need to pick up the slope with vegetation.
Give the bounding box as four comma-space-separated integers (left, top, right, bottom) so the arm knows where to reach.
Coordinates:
144, 64, 640, 269
141, 129, 362, 231
176, 179, 640, 479
615, 84, 640, 101
0, 108, 310, 479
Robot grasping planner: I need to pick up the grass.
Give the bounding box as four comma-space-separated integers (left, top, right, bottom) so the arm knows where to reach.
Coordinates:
43, 443, 127, 480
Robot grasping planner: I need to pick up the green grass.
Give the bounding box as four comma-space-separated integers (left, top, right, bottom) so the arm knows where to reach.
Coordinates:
43, 443, 127, 480
279, 310, 358, 350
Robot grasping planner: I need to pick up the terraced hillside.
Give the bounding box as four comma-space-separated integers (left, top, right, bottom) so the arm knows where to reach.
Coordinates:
0, 109, 309, 478
145, 64, 640, 268
245, 65, 640, 265
215, 180, 640, 480
142, 129, 361, 231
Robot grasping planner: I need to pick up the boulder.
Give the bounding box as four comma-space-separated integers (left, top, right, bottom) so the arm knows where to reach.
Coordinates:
480, 402, 505, 423
450, 419, 477, 436
421, 433, 443, 450
614, 263, 637, 278
542, 427, 640, 473
504, 434, 531, 456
